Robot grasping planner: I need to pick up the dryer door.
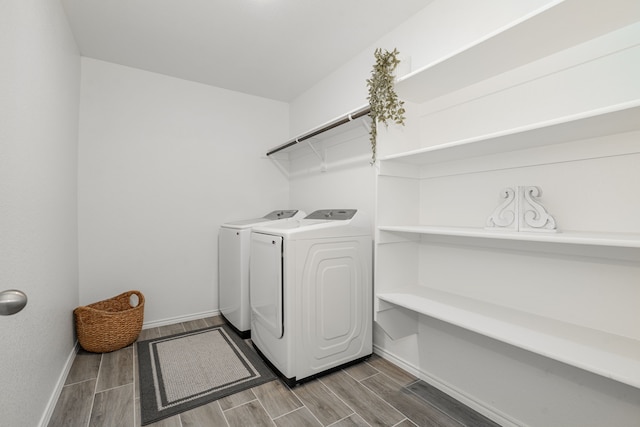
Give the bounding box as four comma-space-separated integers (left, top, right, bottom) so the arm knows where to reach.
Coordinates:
249, 232, 284, 338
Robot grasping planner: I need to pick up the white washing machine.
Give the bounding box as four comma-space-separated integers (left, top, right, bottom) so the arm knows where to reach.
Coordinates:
218, 210, 305, 337
249, 209, 372, 386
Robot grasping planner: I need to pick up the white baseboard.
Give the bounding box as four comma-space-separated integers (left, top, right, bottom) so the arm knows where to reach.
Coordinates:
373, 343, 520, 427
372, 343, 421, 377
39, 342, 79, 427
142, 309, 220, 329
416, 368, 521, 427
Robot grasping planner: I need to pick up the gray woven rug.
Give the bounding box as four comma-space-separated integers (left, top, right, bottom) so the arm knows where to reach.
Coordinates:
137, 324, 276, 425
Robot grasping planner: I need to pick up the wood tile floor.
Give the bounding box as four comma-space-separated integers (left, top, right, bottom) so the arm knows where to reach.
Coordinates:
49, 315, 500, 427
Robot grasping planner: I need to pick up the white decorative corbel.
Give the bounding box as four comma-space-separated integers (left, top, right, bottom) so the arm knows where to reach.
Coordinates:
486, 187, 518, 230
486, 186, 557, 232
519, 186, 557, 232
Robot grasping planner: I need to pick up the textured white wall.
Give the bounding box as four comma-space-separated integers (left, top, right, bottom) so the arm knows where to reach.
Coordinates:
0, 0, 80, 425
78, 58, 290, 325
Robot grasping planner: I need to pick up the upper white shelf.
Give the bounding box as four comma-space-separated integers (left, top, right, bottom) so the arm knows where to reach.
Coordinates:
378, 101, 640, 165
378, 225, 640, 249
377, 286, 640, 389
395, 0, 640, 103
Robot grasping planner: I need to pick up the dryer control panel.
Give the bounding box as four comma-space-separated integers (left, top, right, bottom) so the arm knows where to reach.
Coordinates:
305, 209, 357, 220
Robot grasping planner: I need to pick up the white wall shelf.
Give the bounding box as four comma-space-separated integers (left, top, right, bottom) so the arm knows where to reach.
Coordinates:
394, 0, 640, 103
378, 101, 640, 167
378, 225, 640, 249
374, 0, 640, 408
266, 105, 370, 176
377, 286, 640, 389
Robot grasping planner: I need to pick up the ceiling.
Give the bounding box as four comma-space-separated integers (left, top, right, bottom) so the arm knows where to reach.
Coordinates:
62, 0, 431, 102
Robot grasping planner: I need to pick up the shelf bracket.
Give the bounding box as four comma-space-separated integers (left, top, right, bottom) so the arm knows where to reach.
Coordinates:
375, 299, 418, 340
360, 116, 371, 133
268, 156, 289, 179
306, 139, 327, 172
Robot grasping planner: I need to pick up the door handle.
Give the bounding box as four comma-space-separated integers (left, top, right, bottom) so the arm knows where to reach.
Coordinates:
0, 290, 28, 315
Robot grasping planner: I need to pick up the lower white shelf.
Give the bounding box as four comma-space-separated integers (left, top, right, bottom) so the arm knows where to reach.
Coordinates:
376, 286, 640, 389
378, 225, 640, 248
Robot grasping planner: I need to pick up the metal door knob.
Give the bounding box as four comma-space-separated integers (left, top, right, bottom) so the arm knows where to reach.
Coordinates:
0, 290, 28, 315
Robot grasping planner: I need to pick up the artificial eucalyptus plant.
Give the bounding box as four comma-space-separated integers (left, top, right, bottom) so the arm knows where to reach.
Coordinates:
366, 48, 406, 163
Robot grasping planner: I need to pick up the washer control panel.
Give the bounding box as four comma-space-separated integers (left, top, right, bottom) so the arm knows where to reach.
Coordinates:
263, 210, 300, 220
305, 209, 357, 220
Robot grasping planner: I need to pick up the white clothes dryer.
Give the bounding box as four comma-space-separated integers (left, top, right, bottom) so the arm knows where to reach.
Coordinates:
218, 210, 305, 337
249, 209, 372, 386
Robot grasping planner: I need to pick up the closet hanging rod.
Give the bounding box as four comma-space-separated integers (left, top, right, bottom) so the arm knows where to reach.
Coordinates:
267, 105, 371, 156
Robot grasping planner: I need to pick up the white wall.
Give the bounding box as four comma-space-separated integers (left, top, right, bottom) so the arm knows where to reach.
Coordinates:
0, 1, 80, 426
78, 58, 290, 325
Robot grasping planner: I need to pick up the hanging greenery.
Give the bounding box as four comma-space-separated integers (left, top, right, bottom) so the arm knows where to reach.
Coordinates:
366, 48, 406, 163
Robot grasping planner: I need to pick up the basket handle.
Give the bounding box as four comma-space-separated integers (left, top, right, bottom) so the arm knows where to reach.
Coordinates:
128, 290, 145, 308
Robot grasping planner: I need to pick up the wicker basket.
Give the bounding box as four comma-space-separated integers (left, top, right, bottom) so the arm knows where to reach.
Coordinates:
74, 290, 145, 353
